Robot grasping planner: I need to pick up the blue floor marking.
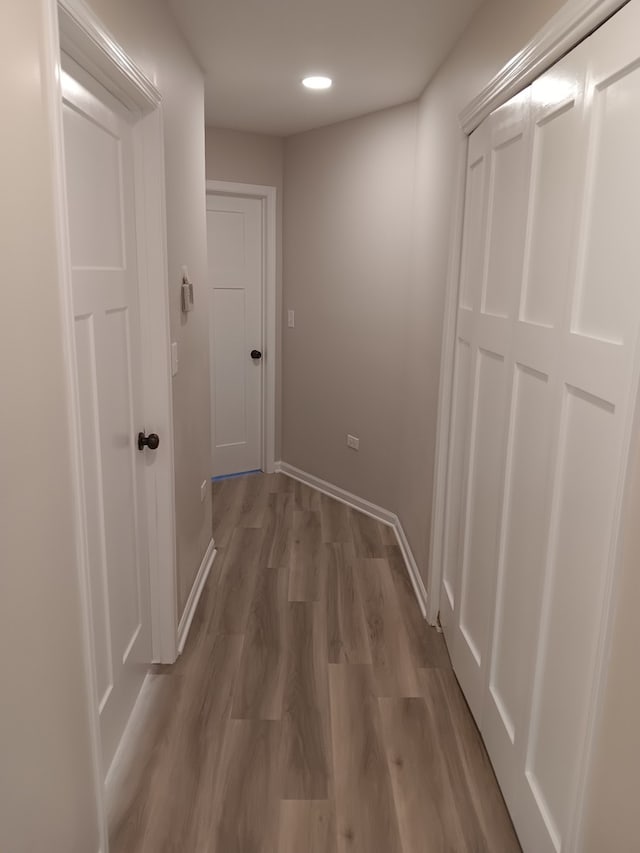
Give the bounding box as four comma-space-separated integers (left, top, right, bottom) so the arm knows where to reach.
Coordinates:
212, 469, 262, 482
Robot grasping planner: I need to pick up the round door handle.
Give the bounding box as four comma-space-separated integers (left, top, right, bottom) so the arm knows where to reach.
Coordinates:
250, 350, 262, 360
138, 431, 160, 451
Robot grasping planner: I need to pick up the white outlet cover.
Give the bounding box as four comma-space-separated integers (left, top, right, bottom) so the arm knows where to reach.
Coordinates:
288, 309, 295, 328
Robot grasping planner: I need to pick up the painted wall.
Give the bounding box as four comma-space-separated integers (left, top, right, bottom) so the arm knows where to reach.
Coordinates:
86, 0, 213, 615
283, 103, 418, 510
0, 1, 99, 849
205, 127, 285, 460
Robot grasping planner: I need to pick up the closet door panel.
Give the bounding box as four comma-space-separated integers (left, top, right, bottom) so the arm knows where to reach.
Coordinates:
456, 347, 508, 716
520, 91, 584, 329
483, 104, 531, 319
521, 13, 640, 848
574, 64, 640, 345
484, 363, 554, 799
524, 386, 620, 849
453, 95, 533, 717
483, 57, 587, 828
459, 129, 490, 312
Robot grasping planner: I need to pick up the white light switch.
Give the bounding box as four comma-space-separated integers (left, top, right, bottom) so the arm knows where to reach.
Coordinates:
171, 342, 179, 376
288, 310, 295, 328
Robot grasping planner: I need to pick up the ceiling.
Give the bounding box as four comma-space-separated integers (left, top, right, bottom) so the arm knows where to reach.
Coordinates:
166, 0, 483, 137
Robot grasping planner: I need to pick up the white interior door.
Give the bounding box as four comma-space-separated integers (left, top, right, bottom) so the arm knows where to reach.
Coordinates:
440, 2, 640, 850
207, 194, 263, 477
62, 59, 151, 773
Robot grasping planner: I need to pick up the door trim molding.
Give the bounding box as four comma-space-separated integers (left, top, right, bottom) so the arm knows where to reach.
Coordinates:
206, 180, 277, 475
57, 0, 161, 112
276, 461, 429, 620
459, 0, 628, 133
47, 1, 178, 844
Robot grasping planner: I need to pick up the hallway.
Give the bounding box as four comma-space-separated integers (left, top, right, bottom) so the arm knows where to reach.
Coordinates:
109, 472, 519, 852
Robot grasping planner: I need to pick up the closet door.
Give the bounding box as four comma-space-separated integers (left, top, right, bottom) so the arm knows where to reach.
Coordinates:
481, 48, 589, 847
452, 90, 534, 724
440, 2, 640, 850
517, 8, 640, 849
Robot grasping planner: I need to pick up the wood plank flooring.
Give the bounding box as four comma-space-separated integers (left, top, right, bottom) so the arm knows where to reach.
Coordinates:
109, 472, 520, 853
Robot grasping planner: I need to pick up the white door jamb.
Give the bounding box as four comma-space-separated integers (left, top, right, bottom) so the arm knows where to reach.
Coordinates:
206, 180, 277, 475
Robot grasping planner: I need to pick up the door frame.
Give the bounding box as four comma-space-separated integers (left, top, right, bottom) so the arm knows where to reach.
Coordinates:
45, 0, 179, 845
206, 180, 277, 475
428, 0, 630, 848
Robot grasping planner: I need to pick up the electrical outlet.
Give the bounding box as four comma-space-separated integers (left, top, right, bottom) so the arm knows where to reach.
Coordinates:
200, 480, 208, 503
288, 309, 295, 328
347, 434, 360, 451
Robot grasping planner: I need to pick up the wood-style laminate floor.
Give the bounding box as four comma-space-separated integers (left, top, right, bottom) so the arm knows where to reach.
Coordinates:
109, 472, 520, 853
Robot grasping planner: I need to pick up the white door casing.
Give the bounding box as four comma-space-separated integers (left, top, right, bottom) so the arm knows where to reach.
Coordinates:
62, 58, 152, 773
440, 2, 640, 850
207, 192, 264, 477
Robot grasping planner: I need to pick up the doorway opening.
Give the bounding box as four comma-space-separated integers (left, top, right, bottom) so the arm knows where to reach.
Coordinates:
206, 180, 277, 482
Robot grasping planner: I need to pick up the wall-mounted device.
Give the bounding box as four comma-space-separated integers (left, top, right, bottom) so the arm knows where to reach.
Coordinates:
181, 266, 194, 313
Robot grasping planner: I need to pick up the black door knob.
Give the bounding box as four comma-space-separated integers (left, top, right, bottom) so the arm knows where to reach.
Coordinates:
138, 431, 160, 451
251, 349, 262, 360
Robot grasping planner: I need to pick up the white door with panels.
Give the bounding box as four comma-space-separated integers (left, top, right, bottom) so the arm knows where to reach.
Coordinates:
62, 60, 152, 773
207, 194, 263, 477
440, 2, 640, 850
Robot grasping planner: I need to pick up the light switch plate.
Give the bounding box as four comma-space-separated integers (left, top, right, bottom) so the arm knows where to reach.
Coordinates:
171, 342, 178, 377
288, 309, 295, 328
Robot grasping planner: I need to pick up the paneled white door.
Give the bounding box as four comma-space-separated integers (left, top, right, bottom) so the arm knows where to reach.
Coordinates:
440, 2, 640, 850
62, 60, 151, 773
207, 194, 263, 477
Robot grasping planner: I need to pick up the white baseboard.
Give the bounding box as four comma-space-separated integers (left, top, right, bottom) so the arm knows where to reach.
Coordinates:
391, 513, 429, 621
177, 538, 216, 654
275, 461, 429, 621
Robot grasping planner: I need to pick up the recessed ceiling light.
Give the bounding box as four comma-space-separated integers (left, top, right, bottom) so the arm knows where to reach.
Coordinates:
302, 76, 332, 90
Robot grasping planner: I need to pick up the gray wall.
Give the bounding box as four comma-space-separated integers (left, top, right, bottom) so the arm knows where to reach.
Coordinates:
282, 103, 418, 510
205, 127, 285, 460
